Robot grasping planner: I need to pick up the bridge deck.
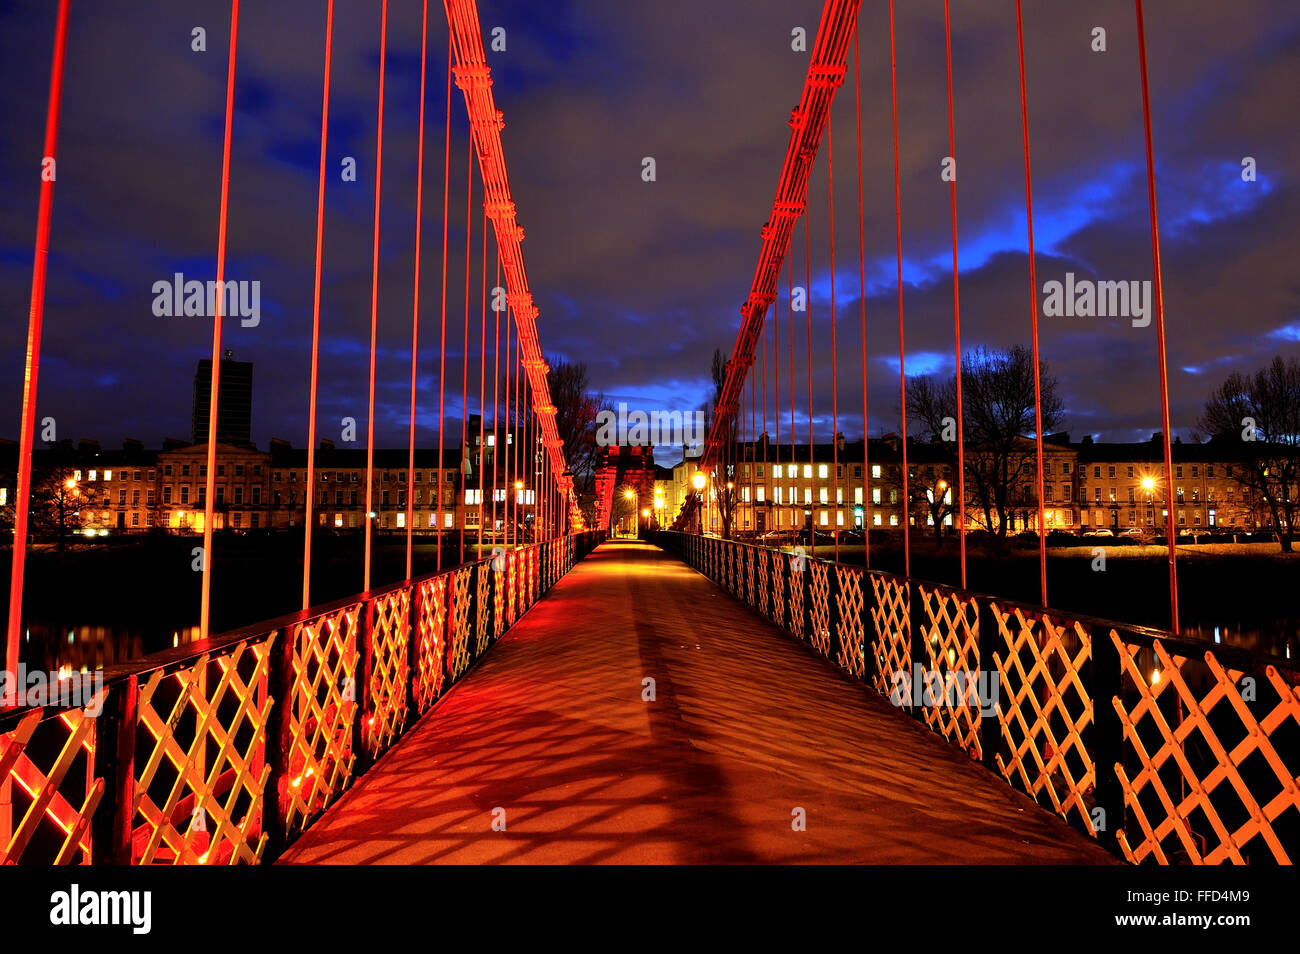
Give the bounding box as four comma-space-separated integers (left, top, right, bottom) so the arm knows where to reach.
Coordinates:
280, 540, 1114, 864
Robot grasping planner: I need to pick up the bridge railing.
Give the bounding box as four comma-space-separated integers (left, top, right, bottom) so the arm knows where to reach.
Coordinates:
649, 530, 1300, 865
0, 531, 603, 865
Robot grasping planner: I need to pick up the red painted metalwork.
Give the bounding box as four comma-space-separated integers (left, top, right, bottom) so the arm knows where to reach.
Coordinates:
444, 0, 574, 519
943, 0, 967, 589
5, 0, 71, 673
1015, 0, 1049, 605
461, 134, 474, 561
805, 211, 813, 557
699, 0, 860, 471
435, 35, 452, 570
854, 23, 869, 565
362, 0, 389, 594
888, 0, 910, 578
199, 0, 242, 638
302, 0, 335, 610
1134, 0, 1181, 634
405, 0, 429, 584
827, 114, 839, 561
477, 206, 488, 553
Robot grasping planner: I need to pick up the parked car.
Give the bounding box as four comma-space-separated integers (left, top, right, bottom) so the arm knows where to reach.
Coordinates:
1082, 528, 1115, 538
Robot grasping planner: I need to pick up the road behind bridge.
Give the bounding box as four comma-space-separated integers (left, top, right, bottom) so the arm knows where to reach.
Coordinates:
280, 540, 1114, 864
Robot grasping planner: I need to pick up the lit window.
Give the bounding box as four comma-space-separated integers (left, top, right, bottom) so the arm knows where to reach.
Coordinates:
803, 465, 812, 479
396, 512, 406, 528
756, 487, 765, 502
889, 514, 898, 526
335, 514, 343, 527
819, 511, 828, 525
773, 465, 783, 479
871, 465, 881, 479
104, 470, 112, 481
445, 512, 454, 528
873, 512, 882, 526
818, 465, 828, 479
872, 488, 881, 505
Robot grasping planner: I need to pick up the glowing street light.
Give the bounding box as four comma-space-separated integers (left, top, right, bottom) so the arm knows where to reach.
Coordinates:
692, 471, 706, 490
1141, 476, 1156, 492
623, 489, 635, 500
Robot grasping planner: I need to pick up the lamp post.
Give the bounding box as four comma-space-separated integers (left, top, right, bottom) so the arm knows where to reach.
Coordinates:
692, 470, 706, 535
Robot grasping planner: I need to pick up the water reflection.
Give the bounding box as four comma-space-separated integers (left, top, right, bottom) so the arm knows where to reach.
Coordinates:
23, 621, 203, 673
1180, 620, 1298, 660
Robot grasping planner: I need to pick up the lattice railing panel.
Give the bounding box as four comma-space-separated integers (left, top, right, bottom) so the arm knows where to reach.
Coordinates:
769, 549, 786, 628
364, 588, 409, 758
134, 637, 274, 865
506, 551, 518, 627
756, 545, 770, 617
281, 604, 359, 838
787, 552, 805, 639
413, 577, 448, 712
919, 584, 982, 760
835, 565, 865, 678
745, 546, 757, 607
992, 603, 1095, 835
1112, 635, 1300, 865
475, 562, 492, 655
493, 554, 506, 639
808, 561, 831, 656
448, 566, 474, 680
1, 705, 102, 865
870, 574, 909, 700
528, 545, 538, 607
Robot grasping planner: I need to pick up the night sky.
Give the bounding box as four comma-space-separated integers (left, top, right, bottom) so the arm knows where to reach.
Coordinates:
2, 0, 1297, 467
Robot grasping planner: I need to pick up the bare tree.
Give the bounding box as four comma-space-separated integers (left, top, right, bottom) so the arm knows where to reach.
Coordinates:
1200, 355, 1300, 552
28, 458, 91, 550
546, 359, 608, 498
908, 345, 1064, 539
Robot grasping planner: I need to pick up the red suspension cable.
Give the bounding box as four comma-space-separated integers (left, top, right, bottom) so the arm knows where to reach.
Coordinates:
362, 0, 389, 594
889, 0, 910, 577
405, 0, 428, 583
1135, 0, 1180, 632
1015, 0, 1048, 605
435, 34, 452, 571
944, 0, 967, 588
6, 0, 71, 673
460, 134, 473, 564
199, 0, 242, 637
302, 0, 334, 608
855, 19, 869, 565
805, 209, 814, 557
476, 206, 487, 554
828, 113, 839, 560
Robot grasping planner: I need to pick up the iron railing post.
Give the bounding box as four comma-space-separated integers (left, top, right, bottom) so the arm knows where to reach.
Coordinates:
826, 561, 842, 665
977, 596, 1001, 772
1092, 626, 1122, 852
90, 673, 136, 865
355, 596, 375, 772
264, 624, 295, 859
908, 579, 927, 724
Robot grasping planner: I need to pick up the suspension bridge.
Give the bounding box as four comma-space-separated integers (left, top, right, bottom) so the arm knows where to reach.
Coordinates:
2, 0, 1297, 868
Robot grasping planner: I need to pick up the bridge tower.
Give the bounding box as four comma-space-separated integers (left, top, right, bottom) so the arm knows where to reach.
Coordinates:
593, 444, 656, 534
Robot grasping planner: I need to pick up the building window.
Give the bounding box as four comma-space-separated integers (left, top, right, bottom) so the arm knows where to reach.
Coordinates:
234, 487, 244, 505
180, 486, 190, 505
